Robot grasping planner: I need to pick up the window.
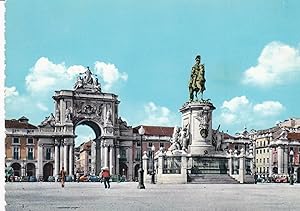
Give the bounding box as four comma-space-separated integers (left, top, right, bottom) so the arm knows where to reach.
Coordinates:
88, 151, 91, 156
267, 167, 269, 173
263, 158, 265, 163
136, 142, 141, 147
160, 143, 164, 148
267, 149, 269, 153
263, 149, 265, 153
148, 142, 153, 147
256, 159, 258, 163
136, 150, 141, 160
120, 148, 126, 158
268, 140, 270, 145
13, 137, 19, 144
27, 138, 34, 144
267, 158, 269, 163
234, 145, 238, 150
46, 148, 51, 160
28, 147, 34, 160
260, 149, 262, 154
88, 159, 91, 163
260, 159, 262, 163
263, 141, 265, 146
256, 150, 259, 154
263, 167, 266, 173
13, 147, 19, 160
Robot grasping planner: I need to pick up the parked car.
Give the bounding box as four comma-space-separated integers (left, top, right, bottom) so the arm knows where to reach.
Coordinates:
65, 176, 73, 182
29, 176, 37, 182
275, 176, 288, 183
79, 175, 89, 182
48, 176, 55, 182
20, 176, 29, 182
89, 175, 100, 182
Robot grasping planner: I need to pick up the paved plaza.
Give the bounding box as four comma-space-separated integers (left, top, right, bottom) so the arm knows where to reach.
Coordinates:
5, 182, 300, 211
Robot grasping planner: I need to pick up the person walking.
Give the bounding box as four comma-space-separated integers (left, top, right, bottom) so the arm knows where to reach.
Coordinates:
60, 167, 66, 188
100, 167, 110, 189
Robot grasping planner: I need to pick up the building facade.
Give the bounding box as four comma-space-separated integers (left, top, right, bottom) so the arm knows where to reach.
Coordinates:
5, 116, 39, 179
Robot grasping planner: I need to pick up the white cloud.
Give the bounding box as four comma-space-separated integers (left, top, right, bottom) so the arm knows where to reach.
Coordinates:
94, 61, 128, 91
36, 102, 49, 112
141, 102, 176, 126
4, 86, 19, 98
221, 96, 250, 112
242, 41, 300, 87
253, 101, 284, 116
25, 57, 71, 94
218, 96, 285, 133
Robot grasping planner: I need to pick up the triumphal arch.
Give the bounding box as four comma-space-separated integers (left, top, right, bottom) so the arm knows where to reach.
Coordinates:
38, 67, 130, 180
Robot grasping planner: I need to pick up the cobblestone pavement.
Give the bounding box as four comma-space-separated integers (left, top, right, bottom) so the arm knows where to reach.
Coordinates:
5, 182, 300, 211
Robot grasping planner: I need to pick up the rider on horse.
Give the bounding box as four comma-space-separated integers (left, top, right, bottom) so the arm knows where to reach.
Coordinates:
189, 55, 206, 101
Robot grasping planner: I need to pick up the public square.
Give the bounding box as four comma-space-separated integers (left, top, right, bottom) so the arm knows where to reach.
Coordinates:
5, 182, 300, 211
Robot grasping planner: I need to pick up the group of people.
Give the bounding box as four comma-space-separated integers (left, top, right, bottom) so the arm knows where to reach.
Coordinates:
59, 167, 111, 189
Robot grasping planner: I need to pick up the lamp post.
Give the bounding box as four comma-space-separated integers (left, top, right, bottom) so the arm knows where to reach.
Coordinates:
289, 149, 294, 185
151, 145, 155, 184
137, 126, 145, 189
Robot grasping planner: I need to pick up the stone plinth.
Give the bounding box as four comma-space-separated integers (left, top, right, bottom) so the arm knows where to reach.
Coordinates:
180, 101, 215, 155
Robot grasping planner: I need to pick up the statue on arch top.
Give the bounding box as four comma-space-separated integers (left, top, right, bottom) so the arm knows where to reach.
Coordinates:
74, 66, 101, 92
189, 55, 206, 101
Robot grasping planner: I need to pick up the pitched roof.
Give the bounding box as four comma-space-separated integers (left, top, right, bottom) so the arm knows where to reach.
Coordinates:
5, 118, 37, 129
288, 133, 300, 140
133, 125, 174, 136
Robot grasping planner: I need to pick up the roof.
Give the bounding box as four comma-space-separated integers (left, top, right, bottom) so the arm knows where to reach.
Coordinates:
133, 125, 174, 136
5, 118, 37, 129
288, 133, 300, 140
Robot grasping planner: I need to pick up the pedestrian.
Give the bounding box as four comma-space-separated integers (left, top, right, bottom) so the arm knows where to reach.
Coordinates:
100, 167, 110, 189
254, 172, 258, 184
76, 171, 80, 183
60, 167, 66, 188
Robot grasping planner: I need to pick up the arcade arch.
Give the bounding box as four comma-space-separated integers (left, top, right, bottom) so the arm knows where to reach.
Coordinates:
11, 163, 21, 177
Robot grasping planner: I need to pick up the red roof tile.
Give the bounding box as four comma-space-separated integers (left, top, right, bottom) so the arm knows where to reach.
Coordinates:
133, 125, 174, 136
288, 133, 300, 140
5, 119, 37, 129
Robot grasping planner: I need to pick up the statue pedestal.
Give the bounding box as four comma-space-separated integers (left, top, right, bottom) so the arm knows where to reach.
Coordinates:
180, 101, 215, 156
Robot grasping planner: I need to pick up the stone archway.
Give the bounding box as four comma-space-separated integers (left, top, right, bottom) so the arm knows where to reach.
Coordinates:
39, 67, 120, 179
43, 163, 53, 181
74, 119, 103, 175
11, 163, 21, 177
119, 162, 128, 180
26, 163, 36, 177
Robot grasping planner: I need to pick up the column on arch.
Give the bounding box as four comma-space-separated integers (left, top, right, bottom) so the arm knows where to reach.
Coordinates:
268, 147, 273, 176
69, 141, 74, 177
277, 145, 283, 174
104, 142, 108, 167
37, 142, 43, 180
109, 145, 114, 173
54, 139, 60, 178
283, 146, 288, 174
60, 140, 63, 172
64, 139, 69, 175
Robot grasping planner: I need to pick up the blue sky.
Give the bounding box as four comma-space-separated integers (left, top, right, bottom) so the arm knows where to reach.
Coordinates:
4, 0, 300, 145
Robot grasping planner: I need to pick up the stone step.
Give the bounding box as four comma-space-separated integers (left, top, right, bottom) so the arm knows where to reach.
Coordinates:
188, 174, 239, 184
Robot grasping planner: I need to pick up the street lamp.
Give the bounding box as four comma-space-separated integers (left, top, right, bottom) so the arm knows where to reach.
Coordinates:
151, 145, 155, 184
289, 149, 294, 185
137, 126, 145, 189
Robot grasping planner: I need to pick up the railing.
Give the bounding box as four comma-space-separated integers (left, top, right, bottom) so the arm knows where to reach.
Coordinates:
191, 157, 228, 174
162, 156, 181, 174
